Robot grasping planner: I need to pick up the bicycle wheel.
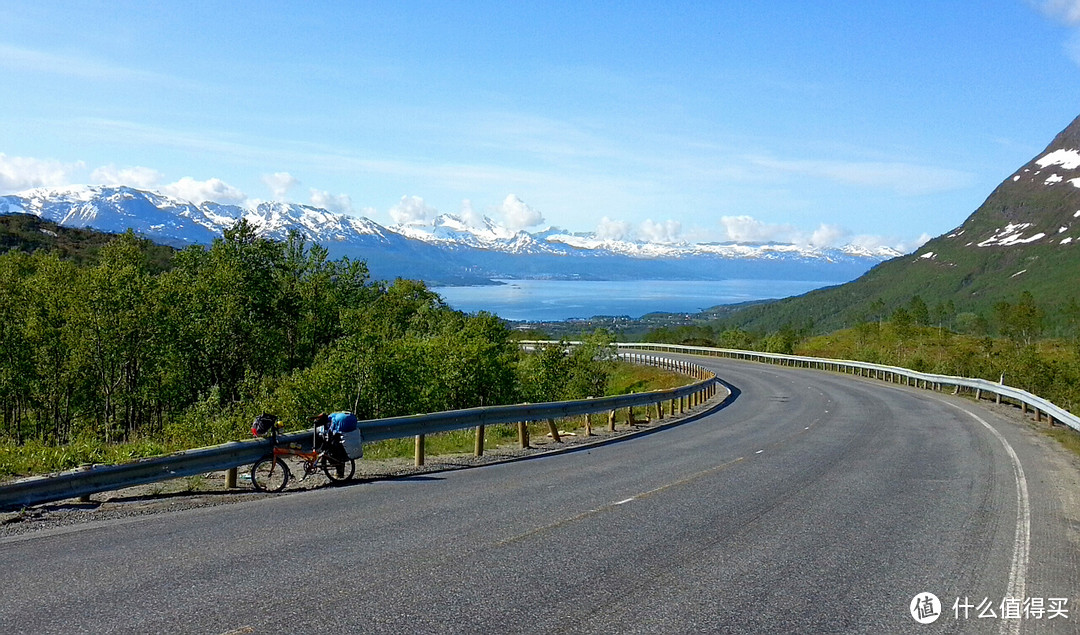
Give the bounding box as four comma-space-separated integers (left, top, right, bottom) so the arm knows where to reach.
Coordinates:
321, 455, 355, 483
251, 457, 290, 492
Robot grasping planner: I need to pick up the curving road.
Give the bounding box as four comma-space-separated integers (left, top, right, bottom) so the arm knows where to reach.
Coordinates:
2, 356, 1079, 634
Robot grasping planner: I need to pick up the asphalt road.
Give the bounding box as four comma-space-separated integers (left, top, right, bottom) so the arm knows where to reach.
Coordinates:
2, 356, 1079, 634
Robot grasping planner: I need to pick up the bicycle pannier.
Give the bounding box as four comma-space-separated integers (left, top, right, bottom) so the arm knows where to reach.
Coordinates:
341, 429, 363, 460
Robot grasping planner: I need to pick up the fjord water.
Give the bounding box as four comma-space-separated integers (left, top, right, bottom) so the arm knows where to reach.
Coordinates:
436, 278, 834, 321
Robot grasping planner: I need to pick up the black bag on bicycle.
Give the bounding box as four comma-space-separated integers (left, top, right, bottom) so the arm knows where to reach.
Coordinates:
251, 413, 278, 437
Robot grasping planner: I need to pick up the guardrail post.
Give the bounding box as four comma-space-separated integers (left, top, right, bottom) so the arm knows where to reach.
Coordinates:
78, 464, 93, 502
608, 410, 616, 431
475, 425, 485, 457
656, 401, 663, 420
415, 434, 425, 466
584, 413, 592, 436
518, 421, 530, 448
225, 467, 237, 489
547, 418, 561, 442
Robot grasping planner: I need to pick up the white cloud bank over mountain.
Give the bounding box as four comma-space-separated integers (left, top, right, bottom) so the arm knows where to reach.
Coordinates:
161, 176, 246, 205
90, 164, 164, 189
494, 194, 544, 232
0, 154, 84, 192
718, 214, 929, 252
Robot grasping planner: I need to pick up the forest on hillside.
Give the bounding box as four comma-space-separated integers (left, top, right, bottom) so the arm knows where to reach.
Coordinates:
0, 221, 616, 462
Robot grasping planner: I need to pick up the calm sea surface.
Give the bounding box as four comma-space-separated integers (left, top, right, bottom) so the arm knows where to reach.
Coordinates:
435, 279, 833, 322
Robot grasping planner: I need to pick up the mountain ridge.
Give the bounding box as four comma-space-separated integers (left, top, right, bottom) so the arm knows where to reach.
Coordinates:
0, 184, 894, 286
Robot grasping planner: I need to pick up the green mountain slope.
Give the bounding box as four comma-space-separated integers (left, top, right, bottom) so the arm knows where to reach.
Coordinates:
725, 114, 1080, 334
0, 213, 174, 270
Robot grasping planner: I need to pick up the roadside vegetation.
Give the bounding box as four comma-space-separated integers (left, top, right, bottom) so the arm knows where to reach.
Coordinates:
644, 292, 1080, 418
0, 222, 693, 479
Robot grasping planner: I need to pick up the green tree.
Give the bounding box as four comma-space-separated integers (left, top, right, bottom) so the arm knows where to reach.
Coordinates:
994, 291, 1044, 346
909, 295, 930, 326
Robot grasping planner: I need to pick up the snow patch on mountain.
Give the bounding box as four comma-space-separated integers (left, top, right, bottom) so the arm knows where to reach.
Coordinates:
977, 222, 1048, 247
1036, 148, 1080, 170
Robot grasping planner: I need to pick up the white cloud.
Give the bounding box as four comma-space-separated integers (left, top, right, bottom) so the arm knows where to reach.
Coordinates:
639, 218, 682, 244
1035, 0, 1080, 24
1029, 2, 1080, 66
750, 157, 974, 195
309, 189, 353, 214
389, 195, 439, 226
90, 164, 163, 189
459, 199, 486, 228
0, 44, 183, 85
495, 194, 544, 232
850, 232, 932, 254
720, 215, 877, 249
720, 215, 801, 243
809, 223, 848, 248
0, 153, 84, 193
262, 172, 299, 199
596, 216, 634, 241
161, 177, 246, 205
894, 232, 933, 253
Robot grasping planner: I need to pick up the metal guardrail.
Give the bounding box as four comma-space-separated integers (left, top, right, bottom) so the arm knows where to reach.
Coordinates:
0, 351, 719, 511
610, 342, 1080, 434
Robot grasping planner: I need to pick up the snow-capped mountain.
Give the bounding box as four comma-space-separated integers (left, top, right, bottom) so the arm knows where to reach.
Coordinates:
0, 184, 895, 285
393, 211, 901, 262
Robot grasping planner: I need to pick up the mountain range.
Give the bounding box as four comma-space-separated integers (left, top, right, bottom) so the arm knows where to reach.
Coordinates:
0, 185, 897, 286
723, 113, 1080, 333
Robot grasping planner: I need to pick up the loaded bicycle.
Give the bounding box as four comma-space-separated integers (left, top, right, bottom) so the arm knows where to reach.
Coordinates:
249, 413, 356, 492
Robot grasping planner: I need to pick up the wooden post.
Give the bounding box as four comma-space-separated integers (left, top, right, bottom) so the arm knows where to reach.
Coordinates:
225, 467, 238, 489
656, 401, 663, 420
547, 418, 561, 442
584, 413, 593, 436
475, 425, 485, 457
415, 434, 425, 466
608, 410, 616, 431
518, 421, 530, 448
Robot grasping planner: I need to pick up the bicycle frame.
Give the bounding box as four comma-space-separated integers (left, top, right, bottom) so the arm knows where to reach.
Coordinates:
265, 426, 328, 478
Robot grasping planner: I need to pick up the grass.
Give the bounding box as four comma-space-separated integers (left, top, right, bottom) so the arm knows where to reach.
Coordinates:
0, 436, 173, 480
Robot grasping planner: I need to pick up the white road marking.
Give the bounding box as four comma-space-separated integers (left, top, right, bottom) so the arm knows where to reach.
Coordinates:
614, 497, 635, 505
941, 401, 1030, 635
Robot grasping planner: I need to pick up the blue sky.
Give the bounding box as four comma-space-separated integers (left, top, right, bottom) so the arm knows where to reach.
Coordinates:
2, 1, 1080, 252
